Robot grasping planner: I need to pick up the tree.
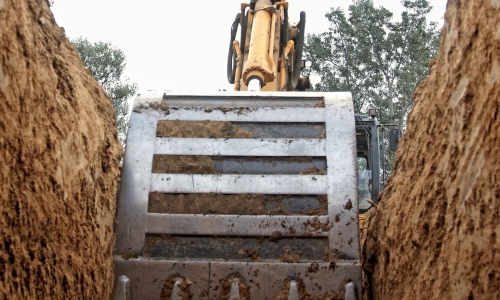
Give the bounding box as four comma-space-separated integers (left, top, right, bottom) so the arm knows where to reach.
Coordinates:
71, 37, 138, 144
304, 0, 440, 129
304, 0, 440, 183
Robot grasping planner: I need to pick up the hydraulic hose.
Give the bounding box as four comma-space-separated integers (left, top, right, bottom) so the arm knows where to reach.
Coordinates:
282, 6, 289, 53
288, 11, 306, 91
237, 8, 248, 90
227, 13, 241, 84
233, 41, 243, 91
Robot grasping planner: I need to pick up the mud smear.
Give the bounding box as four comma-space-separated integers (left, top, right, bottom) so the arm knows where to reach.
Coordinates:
157, 120, 255, 138
280, 254, 301, 263
240, 249, 263, 262
152, 155, 216, 174
148, 193, 328, 215
0, 0, 122, 298
303, 217, 332, 232
300, 166, 327, 175
364, 1, 500, 299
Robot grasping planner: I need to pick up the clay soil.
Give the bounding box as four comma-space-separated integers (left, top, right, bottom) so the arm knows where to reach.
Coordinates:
364, 1, 500, 299
0, 0, 122, 299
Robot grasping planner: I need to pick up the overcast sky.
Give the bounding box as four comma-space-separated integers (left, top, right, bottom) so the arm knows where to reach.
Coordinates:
50, 0, 448, 93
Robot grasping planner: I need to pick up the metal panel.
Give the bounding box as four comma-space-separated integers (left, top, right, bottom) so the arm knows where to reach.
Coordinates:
324, 93, 360, 259
209, 261, 361, 300
211, 157, 326, 174
113, 276, 131, 300
134, 91, 326, 109
144, 235, 328, 260
234, 123, 326, 139
114, 258, 210, 300
115, 108, 158, 255
150, 174, 327, 194
154, 138, 326, 156
161, 91, 325, 108
114, 258, 361, 300
133, 90, 164, 106
145, 214, 331, 236
158, 107, 325, 122
115, 91, 362, 298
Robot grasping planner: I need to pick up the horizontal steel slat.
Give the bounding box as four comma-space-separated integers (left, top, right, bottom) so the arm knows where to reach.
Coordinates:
150, 174, 327, 194
146, 214, 331, 236
158, 107, 325, 122
154, 138, 326, 156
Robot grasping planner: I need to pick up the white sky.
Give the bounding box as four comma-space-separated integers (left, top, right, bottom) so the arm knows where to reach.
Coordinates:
50, 0, 447, 93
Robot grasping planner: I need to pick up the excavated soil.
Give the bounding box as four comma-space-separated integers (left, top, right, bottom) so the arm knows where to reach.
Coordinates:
0, 0, 122, 299
364, 1, 500, 299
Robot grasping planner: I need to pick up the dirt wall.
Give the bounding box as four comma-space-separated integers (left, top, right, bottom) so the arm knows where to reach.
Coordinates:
0, 0, 122, 298
364, 1, 500, 299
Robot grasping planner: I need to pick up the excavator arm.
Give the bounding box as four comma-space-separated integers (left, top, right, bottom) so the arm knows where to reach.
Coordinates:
227, 0, 308, 92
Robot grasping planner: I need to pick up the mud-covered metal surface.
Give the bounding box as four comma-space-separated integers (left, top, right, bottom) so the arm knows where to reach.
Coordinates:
156, 120, 256, 139
113, 91, 361, 299
152, 155, 327, 175
144, 214, 332, 237
113, 258, 361, 299
148, 193, 328, 215
157, 120, 326, 139
144, 235, 328, 261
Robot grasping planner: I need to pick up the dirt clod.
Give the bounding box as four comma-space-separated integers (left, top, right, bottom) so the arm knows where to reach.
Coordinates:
303, 217, 331, 232
280, 254, 301, 263
269, 231, 282, 242
344, 200, 353, 210
244, 249, 263, 262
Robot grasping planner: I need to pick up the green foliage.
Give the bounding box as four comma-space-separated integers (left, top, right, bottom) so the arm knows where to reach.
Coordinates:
71, 37, 138, 144
304, 0, 440, 183
304, 0, 440, 127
